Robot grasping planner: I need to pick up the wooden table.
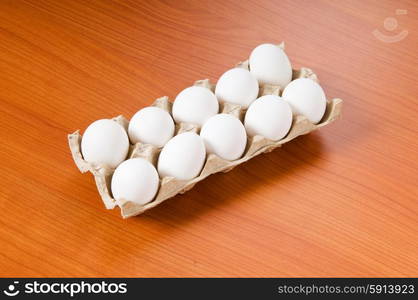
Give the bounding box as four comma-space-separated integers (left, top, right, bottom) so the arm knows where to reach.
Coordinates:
1, 0, 417, 277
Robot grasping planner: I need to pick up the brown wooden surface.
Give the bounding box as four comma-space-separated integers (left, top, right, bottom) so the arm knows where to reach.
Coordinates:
0, 0, 417, 277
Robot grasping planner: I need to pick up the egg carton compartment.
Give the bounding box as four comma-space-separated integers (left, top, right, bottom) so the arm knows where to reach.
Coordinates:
68, 46, 343, 218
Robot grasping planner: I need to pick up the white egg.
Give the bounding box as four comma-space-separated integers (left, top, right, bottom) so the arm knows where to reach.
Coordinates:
215, 68, 259, 108
111, 158, 159, 205
157, 132, 206, 180
249, 43, 292, 87
244, 95, 293, 141
172, 86, 219, 127
200, 114, 247, 161
128, 106, 175, 147
282, 78, 327, 124
81, 119, 129, 168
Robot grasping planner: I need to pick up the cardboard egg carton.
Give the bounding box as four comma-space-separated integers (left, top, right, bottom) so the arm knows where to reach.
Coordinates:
68, 44, 343, 218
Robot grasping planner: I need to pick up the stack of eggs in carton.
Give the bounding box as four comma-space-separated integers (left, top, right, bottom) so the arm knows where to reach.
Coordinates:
68, 42, 343, 218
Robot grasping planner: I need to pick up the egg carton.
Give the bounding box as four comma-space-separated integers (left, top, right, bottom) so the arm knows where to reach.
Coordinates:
68, 45, 343, 218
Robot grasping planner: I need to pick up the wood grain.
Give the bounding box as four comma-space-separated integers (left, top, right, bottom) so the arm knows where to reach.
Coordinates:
0, 0, 417, 277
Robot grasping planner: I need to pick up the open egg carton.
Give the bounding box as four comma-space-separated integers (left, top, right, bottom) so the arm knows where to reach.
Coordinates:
68, 43, 343, 218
